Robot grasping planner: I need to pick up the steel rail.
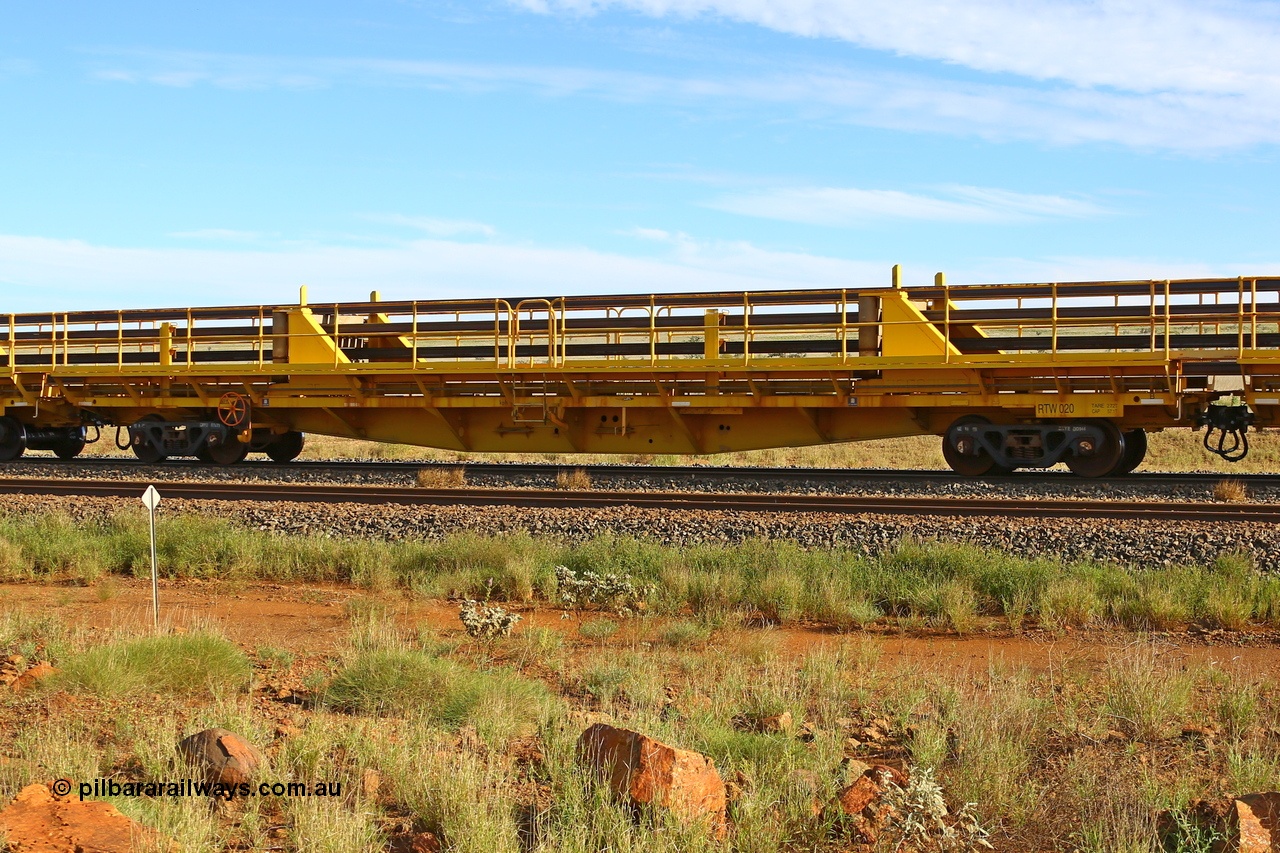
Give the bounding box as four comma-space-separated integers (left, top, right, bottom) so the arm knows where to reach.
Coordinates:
9, 457, 1280, 489
1, 477, 1276, 522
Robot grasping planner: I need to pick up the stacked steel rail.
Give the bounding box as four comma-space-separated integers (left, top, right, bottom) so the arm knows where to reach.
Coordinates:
2, 269, 1277, 476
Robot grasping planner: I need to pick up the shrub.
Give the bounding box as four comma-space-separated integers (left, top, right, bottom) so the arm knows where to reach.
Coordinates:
656, 619, 711, 647
1103, 647, 1192, 740
1213, 479, 1248, 502
416, 466, 467, 488
577, 619, 619, 642
325, 649, 547, 731
554, 564, 651, 614
555, 468, 593, 490
458, 600, 521, 639
58, 632, 251, 697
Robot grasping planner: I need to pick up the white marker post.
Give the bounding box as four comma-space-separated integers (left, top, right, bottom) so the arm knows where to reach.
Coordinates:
141, 485, 161, 631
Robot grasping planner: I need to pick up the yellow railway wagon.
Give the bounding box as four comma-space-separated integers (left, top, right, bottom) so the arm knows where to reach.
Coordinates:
2, 268, 1275, 477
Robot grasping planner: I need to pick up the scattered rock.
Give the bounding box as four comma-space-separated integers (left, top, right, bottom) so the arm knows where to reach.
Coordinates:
0, 782, 174, 852
11, 663, 58, 694
389, 831, 442, 853
724, 770, 750, 805
576, 723, 727, 838
734, 709, 793, 735
1181, 724, 1217, 744
833, 764, 909, 843
408, 832, 443, 853
177, 728, 265, 788
1161, 793, 1280, 853
1236, 793, 1280, 852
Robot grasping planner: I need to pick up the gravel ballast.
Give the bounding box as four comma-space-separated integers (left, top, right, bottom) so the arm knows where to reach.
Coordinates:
1, 493, 1272, 571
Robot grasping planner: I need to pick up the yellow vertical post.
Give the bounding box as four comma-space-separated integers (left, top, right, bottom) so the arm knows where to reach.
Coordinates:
159, 323, 173, 368
299, 285, 308, 306
857, 293, 880, 357
703, 309, 721, 360
1251, 277, 1258, 349
892, 264, 902, 289
1050, 283, 1059, 357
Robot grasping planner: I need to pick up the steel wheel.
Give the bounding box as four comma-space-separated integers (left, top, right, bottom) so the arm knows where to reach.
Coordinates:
0, 418, 25, 462
265, 431, 305, 463
205, 436, 249, 465
131, 415, 168, 464
52, 430, 86, 460
1065, 420, 1126, 478
1112, 429, 1148, 476
942, 415, 1003, 476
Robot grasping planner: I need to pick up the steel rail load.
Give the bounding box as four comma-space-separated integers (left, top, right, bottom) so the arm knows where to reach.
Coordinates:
2, 268, 1277, 477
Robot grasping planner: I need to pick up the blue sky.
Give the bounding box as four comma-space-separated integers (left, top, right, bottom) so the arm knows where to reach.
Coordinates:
3, 0, 1280, 311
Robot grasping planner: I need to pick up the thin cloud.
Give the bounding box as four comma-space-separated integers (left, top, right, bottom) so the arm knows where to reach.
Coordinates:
364, 214, 497, 238
708, 185, 1107, 226
169, 228, 273, 242
0, 231, 1259, 313
84, 48, 1280, 150
519, 0, 1280, 97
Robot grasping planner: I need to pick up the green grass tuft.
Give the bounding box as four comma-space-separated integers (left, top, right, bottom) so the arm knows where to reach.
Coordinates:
57, 632, 250, 697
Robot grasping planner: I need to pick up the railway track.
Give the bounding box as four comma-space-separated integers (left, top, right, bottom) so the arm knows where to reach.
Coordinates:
6, 456, 1280, 489
2, 477, 1275, 523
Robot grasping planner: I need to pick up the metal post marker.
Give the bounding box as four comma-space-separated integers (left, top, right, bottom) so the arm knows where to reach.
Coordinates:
140, 485, 161, 630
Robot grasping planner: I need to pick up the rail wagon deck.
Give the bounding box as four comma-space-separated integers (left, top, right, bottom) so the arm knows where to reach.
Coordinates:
2, 268, 1275, 476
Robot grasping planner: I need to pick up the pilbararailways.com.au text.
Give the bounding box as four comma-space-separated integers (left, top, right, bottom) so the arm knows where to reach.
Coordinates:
59, 778, 342, 801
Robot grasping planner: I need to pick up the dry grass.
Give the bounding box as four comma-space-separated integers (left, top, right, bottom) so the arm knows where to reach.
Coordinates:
555, 468, 593, 490
4, 586, 1280, 851
415, 466, 467, 488
1213, 478, 1249, 502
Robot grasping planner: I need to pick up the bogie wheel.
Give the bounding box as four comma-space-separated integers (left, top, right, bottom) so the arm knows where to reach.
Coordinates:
942, 415, 1007, 477
131, 415, 169, 464
0, 418, 25, 462
205, 436, 249, 466
52, 431, 86, 460
1065, 420, 1126, 478
265, 431, 305, 463
1113, 429, 1148, 476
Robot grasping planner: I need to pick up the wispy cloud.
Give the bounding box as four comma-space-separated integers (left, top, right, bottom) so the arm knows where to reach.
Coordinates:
517, 0, 1280, 98
363, 214, 497, 238
85, 46, 1280, 150
0, 57, 36, 78
707, 184, 1107, 226
0, 231, 1257, 313
168, 228, 275, 242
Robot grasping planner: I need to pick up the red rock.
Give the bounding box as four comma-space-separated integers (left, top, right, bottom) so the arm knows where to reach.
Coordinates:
407, 832, 442, 853
0, 782, 173, 852
832, 764, 908, 843
1235, 793, 1280, 852
1162, 793, 1280, 853
576, 723, 727, 838
11, 663, 58, 694
177, 728, 265, 787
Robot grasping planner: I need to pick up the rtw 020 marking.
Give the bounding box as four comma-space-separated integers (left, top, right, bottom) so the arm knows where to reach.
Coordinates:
1034, 401, 1121, 418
